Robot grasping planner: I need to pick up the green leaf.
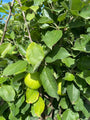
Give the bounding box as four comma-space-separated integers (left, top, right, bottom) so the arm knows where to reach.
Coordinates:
72, 35, 90, 53
0, 85, 15, 101
42, 30, 62, 49
31, 97, 45, 117
0, 77, 7, 84
10, 31, 15, 40
3, 60, 27, 76
77, 56, 90, 70
67, 83, 80, 104
59, 97, 69, 109
9, 103, 19, 117
74, 98, 90, 118
38, 17, 53, 24
63, 72, 75, 81
16, 95, 25, 108
0, 102, 8, 115
0, 43, 12, 58
26, 42, 44, 70
62, 57, 75, 67
80, 5, 90, 19
83, 70, 90, 85
26, 88, 39, 104
0, 116, 6, 120
57, 12, 66, 22
0, 7, 8, 13
77, 70, 90, 85
74, 75, 87, 91
46, 47, 70, 63
40, 67, 59, 99
83, 87, 90, 101
69, 0, 82, 11
18, 44, 26, 56
62, 109, 79, 120
21, 104, 30, 114
30, 6, 39, 12
20, 6, 29, 11
69, 19, 85, 28
26, 13, 35, 21
34, 0, 44, 5
0, 30, 3, 35
0, 59, 7, 68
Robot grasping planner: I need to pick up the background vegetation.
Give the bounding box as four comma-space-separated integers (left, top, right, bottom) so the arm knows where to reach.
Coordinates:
0, 0, 90, 120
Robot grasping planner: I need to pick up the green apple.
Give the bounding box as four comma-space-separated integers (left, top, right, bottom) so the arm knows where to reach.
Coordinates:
24, 72, 41, 89
57, 79, 66, 96
57, 80, 62, 95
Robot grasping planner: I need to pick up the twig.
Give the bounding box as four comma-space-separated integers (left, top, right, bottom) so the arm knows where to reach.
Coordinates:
0, 0, 15, 45
17, 0, 32, 43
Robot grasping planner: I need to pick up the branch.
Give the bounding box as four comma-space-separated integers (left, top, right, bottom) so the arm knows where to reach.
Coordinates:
0, 0, 15, 45
17, 0, 32, 43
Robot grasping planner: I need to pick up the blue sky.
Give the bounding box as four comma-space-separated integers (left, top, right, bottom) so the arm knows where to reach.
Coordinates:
0, 0, 11, 23
2, 0, 11, 3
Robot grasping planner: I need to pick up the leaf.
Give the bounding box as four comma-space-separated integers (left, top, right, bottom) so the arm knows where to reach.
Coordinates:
10, 31, 15, 40
69, 0, 82, 11
80, 5, 90, 19
31, 97, 45, 117
18, 44, 26, 56
61, 57, 75, 67
30, 6, 39, 12
40, 67, 59, 99
62, 109, 79, 120
46, 47, 70, 63
38, 17, 53, 24
72, 35, 90, 53
0, 60, 7, 68
34, 0, 44, 5
83, 87, 90, 101
20, 6, 29, 11
0, 30, 3, 35
9, 103, 19, 117
0, 7, 8, 13
59, 97, 69, 109
77, 70, 90, 85
0, 103, 8, 115
74, 75, 87, 91
63, 72, 75, 81
26, 88, 39, 104
26, 42, 44, 70
83, 70, 90, 85
74, 98, 90, 118
0, 116, 6, 120
0, 85, 15, 101
69, 19, 85, 28
3, 60, 27, 76
26, 13, 35, 21
16, 95, 25, 108
57, 12, 66, 22
21, 104, 30, 114
0, 43, 12, 58
77, 56, 90, 70
67, 83, 80, 104
42, 30, 62, 49
0, 77, 7, 84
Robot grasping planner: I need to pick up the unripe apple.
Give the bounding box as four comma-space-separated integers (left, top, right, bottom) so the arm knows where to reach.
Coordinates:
57, 79, 66, 96
24, 72, 41, 89
57, 80, 62, 95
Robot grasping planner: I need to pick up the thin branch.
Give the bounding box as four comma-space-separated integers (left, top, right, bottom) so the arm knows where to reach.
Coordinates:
0, 0, 15, 45
17, 0, 32, 43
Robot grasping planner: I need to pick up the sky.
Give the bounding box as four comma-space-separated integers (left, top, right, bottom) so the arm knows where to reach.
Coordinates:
1, 0, 11, 3
0, 0, 12, 23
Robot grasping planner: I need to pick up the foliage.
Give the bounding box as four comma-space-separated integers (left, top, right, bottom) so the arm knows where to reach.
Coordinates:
0, 0, 90, 119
